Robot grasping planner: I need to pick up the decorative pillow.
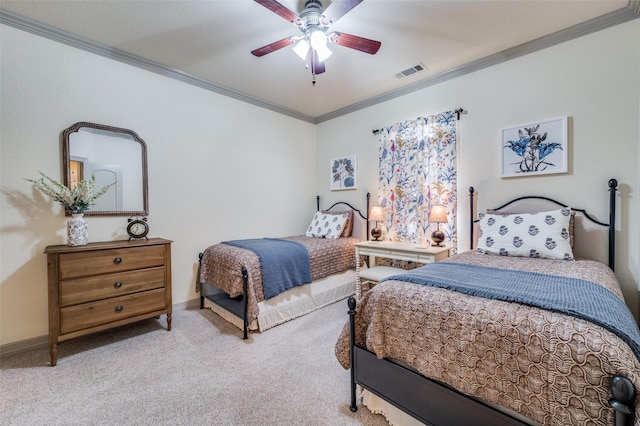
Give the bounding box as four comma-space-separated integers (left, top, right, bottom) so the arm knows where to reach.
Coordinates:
477, 208, 574, 260
306, 211, 349, 239
486, 208, 575, 248
322, 210, 354, 237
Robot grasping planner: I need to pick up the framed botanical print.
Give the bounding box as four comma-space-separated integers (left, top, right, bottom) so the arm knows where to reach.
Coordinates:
330, 156, 357, 190
501, 117, 568, 178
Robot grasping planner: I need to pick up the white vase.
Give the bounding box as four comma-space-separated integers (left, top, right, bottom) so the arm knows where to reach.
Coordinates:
67, 214, 89, 246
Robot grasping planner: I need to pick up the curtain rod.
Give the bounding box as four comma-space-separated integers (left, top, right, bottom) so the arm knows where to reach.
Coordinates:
372, 107, 465, 135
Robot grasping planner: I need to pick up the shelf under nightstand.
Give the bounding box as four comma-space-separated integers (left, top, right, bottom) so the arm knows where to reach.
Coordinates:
354, 241, 450, 299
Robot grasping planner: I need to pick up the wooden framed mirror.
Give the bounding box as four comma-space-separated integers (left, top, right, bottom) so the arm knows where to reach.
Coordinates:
62, 122, 148, 216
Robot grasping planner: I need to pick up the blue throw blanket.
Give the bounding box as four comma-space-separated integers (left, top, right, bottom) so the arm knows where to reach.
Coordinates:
223, 238, 312, 300
381, 262, 640, 361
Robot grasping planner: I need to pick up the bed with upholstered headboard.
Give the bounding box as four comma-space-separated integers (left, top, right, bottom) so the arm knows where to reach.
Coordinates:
336, 179, 639, 426
198, 194, 369, 338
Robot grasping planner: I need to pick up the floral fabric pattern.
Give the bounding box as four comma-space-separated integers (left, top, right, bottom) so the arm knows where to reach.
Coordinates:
377, 112, 457, 250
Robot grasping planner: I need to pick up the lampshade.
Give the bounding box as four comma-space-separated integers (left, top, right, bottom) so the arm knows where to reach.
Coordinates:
314, 44, 333, 62
369, 206, 384, 221
309, 29, 328, 50
429, 205, 448, 223
292, 39, 310, 61
368, 206, 383, 241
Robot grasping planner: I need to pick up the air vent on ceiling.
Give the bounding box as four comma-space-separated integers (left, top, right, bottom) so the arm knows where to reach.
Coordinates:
395, 63, 427, 78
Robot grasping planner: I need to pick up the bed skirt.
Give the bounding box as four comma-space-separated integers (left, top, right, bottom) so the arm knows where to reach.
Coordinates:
362, 389, 536, 426
204, 269, 356, 332
362, 390, 425, 426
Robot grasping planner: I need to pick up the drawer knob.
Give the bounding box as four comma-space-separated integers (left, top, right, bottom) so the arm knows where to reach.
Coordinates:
114, 257, 122, 264
114, 281, 123, 289
115, 305, 124, 313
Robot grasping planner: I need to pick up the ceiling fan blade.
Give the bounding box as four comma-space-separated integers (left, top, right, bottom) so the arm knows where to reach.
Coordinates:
311, 50, 326, 75
331, 32, 381, 55
322, 0, 364, 24
251, 37, 294, 57
254, 0, 299, 23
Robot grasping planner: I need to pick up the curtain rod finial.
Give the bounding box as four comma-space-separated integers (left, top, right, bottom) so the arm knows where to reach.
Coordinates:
455, 108, 464, 120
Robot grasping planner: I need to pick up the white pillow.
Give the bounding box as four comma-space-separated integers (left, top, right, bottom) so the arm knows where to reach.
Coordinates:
476, 208, 574, 260
305, 211, 349, 239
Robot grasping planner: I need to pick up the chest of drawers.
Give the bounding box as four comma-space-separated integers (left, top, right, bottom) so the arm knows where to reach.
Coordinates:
45, 238, 172, 366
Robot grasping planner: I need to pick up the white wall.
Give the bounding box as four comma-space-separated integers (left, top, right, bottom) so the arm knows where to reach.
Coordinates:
2, 19, 638, 349
0, 25, 317, 346
316, 20, 640, 321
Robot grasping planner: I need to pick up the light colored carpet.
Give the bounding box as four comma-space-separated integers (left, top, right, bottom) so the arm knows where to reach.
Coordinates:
0, 300, 389, 426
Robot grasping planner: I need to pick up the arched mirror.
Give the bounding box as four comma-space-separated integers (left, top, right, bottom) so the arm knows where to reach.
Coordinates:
62, 122, 148, 216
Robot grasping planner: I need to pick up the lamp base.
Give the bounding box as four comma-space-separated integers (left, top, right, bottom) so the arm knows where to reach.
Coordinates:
370, 227, 382, 241
431, 229, 445, 247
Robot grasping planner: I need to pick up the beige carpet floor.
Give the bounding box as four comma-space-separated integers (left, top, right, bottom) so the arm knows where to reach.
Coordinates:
0, 300, 390, 426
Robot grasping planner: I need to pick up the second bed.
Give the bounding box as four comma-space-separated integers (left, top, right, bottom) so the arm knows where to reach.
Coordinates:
198, 195, 369, 337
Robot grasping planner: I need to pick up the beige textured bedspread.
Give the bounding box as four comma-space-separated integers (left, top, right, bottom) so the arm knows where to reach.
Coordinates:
335, 251, 640, 425
199, 236, 359, 324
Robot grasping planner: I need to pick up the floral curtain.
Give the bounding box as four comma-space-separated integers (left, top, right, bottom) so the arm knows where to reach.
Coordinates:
377, 111, 458, 250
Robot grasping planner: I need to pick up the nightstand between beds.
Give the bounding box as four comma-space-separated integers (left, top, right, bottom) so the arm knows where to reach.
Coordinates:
354, 241, 450, 299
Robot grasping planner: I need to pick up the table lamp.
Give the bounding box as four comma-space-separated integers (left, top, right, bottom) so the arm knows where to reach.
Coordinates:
369, 206, 384, 241
429, 205, 448, 247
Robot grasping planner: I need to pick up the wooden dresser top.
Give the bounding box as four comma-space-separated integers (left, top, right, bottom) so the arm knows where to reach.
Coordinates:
44, 238, 172, 254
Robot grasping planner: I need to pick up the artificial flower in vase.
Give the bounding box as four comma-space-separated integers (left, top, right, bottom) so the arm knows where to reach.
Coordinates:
26, 172, 115, 246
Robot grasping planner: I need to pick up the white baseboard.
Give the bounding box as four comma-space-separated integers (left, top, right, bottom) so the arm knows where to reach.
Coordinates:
0, 299, 201, 359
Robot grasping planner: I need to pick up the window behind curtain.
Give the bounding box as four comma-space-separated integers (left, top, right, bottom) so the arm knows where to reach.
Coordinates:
377, 111, 458, 251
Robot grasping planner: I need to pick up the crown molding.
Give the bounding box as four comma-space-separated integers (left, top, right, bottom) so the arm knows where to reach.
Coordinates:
0, 9, 317, 124
2, 4, 638, 125
316, 4, 640, 123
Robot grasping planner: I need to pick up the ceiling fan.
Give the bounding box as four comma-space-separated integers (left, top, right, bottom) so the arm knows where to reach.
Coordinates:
251, 0, 381, 85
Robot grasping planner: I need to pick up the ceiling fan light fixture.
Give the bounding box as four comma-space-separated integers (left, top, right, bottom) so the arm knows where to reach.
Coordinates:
293, 39, 310, 60
309, 29, 328, 50
314, 44, 333, 62
309, 29, 332, 62
253, 0, 381, 80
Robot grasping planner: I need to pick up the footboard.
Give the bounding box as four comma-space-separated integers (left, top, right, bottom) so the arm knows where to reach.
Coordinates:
199, 254, 250, 339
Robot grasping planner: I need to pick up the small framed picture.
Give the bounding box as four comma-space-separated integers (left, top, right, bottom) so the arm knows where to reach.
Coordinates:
330, 156, 357, 190
501, 117, 568, 178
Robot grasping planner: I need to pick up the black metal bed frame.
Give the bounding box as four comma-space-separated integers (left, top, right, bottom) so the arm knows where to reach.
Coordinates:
348, 179, 636, 426
199, 193, 370, 339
